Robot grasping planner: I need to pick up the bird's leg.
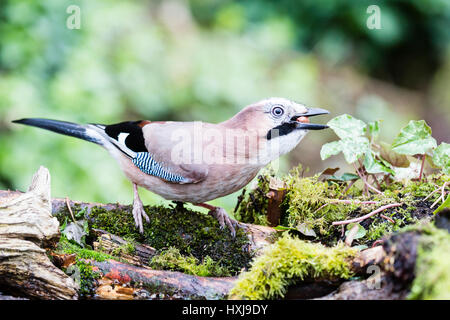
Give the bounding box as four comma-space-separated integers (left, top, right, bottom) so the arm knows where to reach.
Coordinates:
132, 183, 150, 234
195, 203, 244, 238
173, 201, 185, 211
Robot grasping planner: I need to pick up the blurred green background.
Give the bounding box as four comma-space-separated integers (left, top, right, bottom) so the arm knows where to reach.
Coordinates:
1, 0, 449, 213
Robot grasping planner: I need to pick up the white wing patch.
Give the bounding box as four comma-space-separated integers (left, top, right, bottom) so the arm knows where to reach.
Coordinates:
118, 132, 130, 145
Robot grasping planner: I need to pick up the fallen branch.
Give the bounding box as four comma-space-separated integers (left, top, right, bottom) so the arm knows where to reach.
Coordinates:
90, 259, 237, 300
92, 229, 157, 267
332, 203, 403, 226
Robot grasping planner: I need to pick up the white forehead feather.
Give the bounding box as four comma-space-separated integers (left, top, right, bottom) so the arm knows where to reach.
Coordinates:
261, 97, 308, 114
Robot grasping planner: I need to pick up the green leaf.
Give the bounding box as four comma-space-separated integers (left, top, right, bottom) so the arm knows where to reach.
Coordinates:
353, 245, 369, 251
434, 195, 450, 215
378, 141, 410, 168
364, 150, 394, 175
327, 114, 367, 139
345, 223, 367, 239
391, 120, 437, 155
273, 225, 296, 231
321, 115, 370, 164
296, 223, 317, 237
432, 143, 450, 175
62, 220, 88, 247
368, 120, 381, 140
339, 136, 370, 164
320, 141, 342, 160
329, 173, 360, 182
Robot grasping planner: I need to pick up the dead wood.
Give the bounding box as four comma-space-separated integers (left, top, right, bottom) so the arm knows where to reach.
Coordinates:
92, 229, 157, 267
0, 168, 435, 300
266, 177, 287, 227
90, 259, 237, 300
0, 166, 78, 300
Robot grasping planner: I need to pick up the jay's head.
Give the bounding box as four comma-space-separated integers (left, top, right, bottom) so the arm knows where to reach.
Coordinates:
229, 97, 329, 138
223, 97, 330, 163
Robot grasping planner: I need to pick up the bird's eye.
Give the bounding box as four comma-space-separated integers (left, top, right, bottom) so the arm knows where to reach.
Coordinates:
271, 106, 284, 117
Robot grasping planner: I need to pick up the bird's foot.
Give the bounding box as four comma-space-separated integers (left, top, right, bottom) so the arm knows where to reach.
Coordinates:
208, 207, 246, 238
132, 198, 150, 234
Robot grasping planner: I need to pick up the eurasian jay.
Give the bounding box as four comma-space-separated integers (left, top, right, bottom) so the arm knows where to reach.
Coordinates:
13, 97, 329, 236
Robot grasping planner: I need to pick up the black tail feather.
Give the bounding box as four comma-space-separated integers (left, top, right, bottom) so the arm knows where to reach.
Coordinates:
12, 118, 102, 144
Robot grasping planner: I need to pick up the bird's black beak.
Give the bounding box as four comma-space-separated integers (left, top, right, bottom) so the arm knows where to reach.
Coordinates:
291, 107, 330, 130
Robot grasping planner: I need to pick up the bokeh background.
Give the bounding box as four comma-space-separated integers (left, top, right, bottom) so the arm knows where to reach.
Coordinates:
1, 0, 449, 213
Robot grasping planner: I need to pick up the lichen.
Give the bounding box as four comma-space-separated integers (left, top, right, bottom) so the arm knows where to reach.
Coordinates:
229, 234, 357, 300
149, 247, 230, 277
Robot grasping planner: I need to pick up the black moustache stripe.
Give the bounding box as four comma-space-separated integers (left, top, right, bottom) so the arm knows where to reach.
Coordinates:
266, 122, 297, 140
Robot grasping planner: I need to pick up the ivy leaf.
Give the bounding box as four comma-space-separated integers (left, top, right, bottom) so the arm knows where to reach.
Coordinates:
62, 220, 88, 247
378, 141, 410, 168
327, 114, 367, 139
391, 120, 437, 155
339, 136, 370, 164
432, 143, 450, 175
320, 141, 342, 160
368, 120, 381, 140
296, 223, 317, 237
318, 167, 340, 176
345, 223, 367, 239
321, 115, 370, 164
364, 150, 394, 175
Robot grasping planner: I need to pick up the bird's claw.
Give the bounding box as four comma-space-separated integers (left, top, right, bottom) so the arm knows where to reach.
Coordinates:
208, 207, 246, 238
132, 200, 149, 234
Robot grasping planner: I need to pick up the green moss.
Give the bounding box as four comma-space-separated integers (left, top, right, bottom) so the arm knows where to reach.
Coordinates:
282, 168, 357, 237
229, 234, 357, 300
149, 247, 230, 277
406, 223, 450, 299
234, 168, 274, 225
87, 204, 251, 275
54, 236, 106, 297
55, 234, 115, 262
72, 258, 102, 296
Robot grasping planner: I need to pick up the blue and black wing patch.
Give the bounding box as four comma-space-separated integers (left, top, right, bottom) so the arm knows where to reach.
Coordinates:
132, 152, 187, 183
100, 121, 187, 182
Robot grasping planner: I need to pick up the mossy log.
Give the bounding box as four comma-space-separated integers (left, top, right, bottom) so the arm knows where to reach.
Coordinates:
90, 259, 237, 300
2, 167, 445, 300
0, 167, 78, 300
91, 229, 157, 267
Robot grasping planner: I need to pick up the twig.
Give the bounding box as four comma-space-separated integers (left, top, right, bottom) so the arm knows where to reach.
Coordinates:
353, 163, 382, 195
380, 214, 395, 224
65, 197, 76, 223
371, 240, 384, 248
314, 199, 378, 214
340, 179, 356, 198
423, 188, 440, 202
430, 181, 449, 209
332, 203, 402, 226
372, 174, 382, 190
419, 154, 426, 182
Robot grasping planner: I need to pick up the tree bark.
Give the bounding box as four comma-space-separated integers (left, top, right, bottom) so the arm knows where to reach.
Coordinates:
0, 166, 78, 300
